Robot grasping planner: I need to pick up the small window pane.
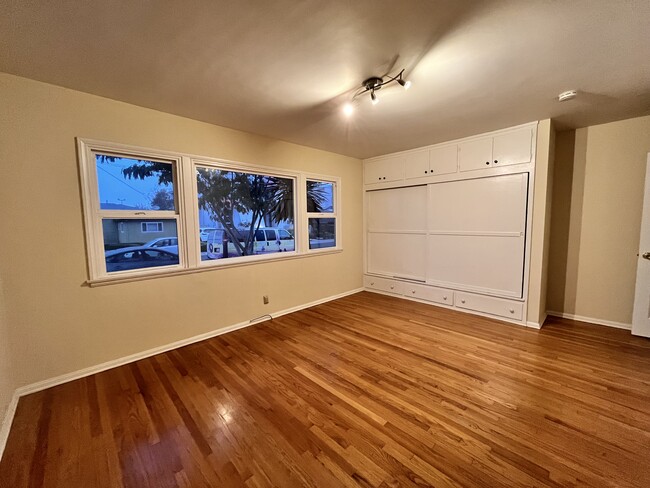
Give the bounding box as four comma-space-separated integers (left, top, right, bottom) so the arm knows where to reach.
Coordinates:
307, 181, 334, 213
102, 218, 179, 272
96, 155, 175, 210
309, 218, 336, 249
197, 167, 295, 261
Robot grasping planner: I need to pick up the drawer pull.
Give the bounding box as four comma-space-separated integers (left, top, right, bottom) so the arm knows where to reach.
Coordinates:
461, 299, 466, 304
411, 290, 416, 294
509, 308, 515, 314
390, 285, 394, 289
370, 282, 374, 286
443, 296, 447, 300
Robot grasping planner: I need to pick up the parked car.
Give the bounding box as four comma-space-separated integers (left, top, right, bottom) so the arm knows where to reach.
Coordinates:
105, 246, 179, 272
206, 227, 294, 259
143, 237, 179, 254
199, 227, 219, 243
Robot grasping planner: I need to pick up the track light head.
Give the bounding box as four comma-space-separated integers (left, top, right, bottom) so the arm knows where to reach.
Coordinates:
371, 90, 378, 105
398, 78, 412, 90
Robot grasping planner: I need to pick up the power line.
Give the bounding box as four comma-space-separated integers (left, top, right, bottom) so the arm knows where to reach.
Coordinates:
97, 165, 149, 198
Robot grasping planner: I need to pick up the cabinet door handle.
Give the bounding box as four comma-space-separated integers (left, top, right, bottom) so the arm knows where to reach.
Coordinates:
424, 170, 428, 174
485, 161, 490, 165
494, 160, 499, 164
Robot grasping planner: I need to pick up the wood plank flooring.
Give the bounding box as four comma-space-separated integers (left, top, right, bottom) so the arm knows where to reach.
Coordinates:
1, 291, 650, 487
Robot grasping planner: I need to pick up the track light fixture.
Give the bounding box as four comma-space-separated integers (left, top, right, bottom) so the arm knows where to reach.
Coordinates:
341, 68, 412, 116
359, 68, 411, 105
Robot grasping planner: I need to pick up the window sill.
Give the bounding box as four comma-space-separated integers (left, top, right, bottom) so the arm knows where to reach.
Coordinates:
86, 248, 343, 287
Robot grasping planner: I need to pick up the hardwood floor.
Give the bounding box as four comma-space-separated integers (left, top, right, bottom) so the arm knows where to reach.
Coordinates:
1, 291, 650, 487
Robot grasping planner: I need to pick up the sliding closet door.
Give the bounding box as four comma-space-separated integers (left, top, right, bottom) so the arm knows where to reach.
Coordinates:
367, 186, 427, 280
426, 173, 528, 297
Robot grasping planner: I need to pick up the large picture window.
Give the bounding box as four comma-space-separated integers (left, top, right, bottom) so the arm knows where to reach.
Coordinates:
197, 166, 295, 261
77, 139, 342, 284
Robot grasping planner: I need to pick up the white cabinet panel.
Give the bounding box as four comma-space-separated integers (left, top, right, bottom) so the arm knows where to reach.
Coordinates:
428, 174, 528, 233
458, 137, 492, 172
364, 156, 404, 184
456, 292, 523, 320
368, 186, 427, 231
368, 233, 426, 280
404, 282, 453, 306
493, 128, 533, 167
364, 275, 404, 295
426, 234, 525, 297
404, 150, 430, 180
429, 144, 458, 176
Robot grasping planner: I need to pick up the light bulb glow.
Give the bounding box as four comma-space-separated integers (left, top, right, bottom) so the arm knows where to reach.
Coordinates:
342, 103, 354, 116
403, 80, 412, 90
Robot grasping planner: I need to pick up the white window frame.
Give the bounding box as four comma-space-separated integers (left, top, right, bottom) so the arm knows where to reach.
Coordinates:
78, 139, 186, 281
304, 175, 342, 253
77, 139, 342, 285
191, 158, 300, 269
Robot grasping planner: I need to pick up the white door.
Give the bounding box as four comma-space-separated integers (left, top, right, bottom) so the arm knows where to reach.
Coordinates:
632, 154, 650, 337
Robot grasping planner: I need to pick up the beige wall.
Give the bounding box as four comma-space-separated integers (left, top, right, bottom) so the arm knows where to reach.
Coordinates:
547, 115, 650, 325
0, 273, 16, 438
0, 73, 363, 396
527, 119, 555, 326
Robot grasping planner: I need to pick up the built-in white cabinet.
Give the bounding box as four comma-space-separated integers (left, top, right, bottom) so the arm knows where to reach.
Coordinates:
493, 128, 534, 167
405, 145, 458, 180
455, 292, 524, 321
404, 151, 430, 180
404, 282, 453, 306
364, 155, 404, 184
458, 137, 493, 172
363, 275, 404, 295
363, 122, 538, 326
367, 186, 427, 281
458, 126, 533, 172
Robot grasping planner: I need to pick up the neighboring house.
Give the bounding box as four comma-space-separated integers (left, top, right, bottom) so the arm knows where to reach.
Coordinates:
102, 219, 178, 248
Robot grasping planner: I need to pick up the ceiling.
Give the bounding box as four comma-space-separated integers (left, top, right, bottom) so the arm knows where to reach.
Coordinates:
1, 0, 649, 159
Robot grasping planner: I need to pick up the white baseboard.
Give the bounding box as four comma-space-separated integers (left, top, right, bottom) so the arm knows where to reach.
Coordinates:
0, 391, 20, 462
525, 312, 547, 329
546, 311, 632, 330
0, 287, 363, 461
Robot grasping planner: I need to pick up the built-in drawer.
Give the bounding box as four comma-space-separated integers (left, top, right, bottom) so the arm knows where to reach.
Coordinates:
403, 283, 453, 306
364, 275, 404, 295
455, 292, 523, 321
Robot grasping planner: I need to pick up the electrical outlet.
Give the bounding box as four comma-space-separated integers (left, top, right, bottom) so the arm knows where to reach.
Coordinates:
263, 295, 269, 305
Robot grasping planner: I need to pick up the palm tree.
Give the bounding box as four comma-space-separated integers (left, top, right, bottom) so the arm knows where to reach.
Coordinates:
104, 157, 327, 256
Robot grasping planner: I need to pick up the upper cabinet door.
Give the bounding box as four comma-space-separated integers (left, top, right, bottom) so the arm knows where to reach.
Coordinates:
492, 128, 533, 167
429, 144, 458, 176
404, 150, 430, 180
364, 156, 404, 184
458, 137, 493, 172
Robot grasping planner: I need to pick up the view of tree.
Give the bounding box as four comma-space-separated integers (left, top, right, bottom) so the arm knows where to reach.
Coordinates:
150, 188, 174, 210
100, 156, 328, 256
196, 168, 294, 256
